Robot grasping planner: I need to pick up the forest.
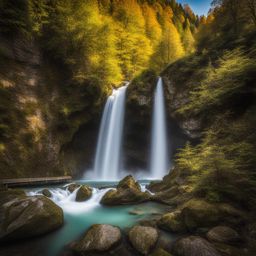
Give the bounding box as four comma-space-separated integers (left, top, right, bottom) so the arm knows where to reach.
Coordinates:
0, 0, 256, 256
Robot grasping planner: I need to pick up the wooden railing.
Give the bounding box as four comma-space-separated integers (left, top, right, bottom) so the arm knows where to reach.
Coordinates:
0, 176, 72, 187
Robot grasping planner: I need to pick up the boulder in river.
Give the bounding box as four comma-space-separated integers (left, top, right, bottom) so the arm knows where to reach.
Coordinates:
72, 224, 121, 252
172, 236, 221, 256
0, 195, 63, 241
100, 175, 150, 205
67, 183, 80, 193
42, 188, 52, 198
206, 226, 241, 244
128, 225, 158, 255
117, 175, 141, 190
75, 185, 92, 202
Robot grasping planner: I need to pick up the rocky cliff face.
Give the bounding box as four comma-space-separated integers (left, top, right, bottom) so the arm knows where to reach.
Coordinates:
124, 70, 190, 172
0, 34, 102, 178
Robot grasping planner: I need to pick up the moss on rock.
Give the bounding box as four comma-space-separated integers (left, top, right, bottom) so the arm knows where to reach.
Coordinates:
101, 176, 150, 205
128, 225, 158, 255
158, 210, 186, 233
0, 195, 63, 241
75, 185, 92, 202
72, 224, 121, 253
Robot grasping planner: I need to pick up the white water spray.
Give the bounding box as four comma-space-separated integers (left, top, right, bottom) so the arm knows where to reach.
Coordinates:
27, 186, 112, 214
93, 85, 128, 180
150, 77, 169, 178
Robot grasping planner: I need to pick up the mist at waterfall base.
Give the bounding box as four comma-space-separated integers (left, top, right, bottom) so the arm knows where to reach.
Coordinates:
85, 78, 170, 181
25, 182, 171, 256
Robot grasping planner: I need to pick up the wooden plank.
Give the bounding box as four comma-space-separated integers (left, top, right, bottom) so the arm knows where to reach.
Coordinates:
0, 176, 72, 187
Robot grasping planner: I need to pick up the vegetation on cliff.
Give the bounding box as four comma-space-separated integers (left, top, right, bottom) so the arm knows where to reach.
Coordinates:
158, 0, 256, 211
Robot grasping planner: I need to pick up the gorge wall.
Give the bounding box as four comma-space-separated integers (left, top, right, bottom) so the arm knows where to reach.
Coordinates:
0, 34, 104, 178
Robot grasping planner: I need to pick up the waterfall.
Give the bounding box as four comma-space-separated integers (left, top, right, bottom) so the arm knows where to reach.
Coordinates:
93, 85, 128, 180
150, 77, 169, 179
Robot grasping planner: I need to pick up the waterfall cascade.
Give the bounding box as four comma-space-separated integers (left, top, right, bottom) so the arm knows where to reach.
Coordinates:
150, 77, 169, 178
93, 84, 128, 180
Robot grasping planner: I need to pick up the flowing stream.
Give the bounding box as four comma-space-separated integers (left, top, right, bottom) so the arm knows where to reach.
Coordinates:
150, 77, 169, 178
22, 181, 169, 256
93, 85, 128, 180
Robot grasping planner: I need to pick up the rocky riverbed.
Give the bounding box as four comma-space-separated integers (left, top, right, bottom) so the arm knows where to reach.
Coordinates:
0, 175, 255, 256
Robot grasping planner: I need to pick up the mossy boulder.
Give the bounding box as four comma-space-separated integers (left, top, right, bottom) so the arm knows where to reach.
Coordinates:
72, 224, 121, 253
67, 183, 80, 193
101, 188, 150, 205
206, 226, 241, 244
172, 236, 221, 256
180, 199, 246, 231
42, 189, 52, 198
117, 175, 141, 190
75, 185, 92, 202
158, 210, 186, 233
128, 225, 158, 255
0, 195, 63, 241
100, 176, 150, 205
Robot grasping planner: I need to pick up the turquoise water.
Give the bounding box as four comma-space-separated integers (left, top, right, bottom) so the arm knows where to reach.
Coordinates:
23, 180, 170, 256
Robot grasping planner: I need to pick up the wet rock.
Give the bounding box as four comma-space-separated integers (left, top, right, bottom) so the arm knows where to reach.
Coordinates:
206, 226, 241, 244
128, 225, 158, 255
117, 175, 141, 190
72, 224, 121, 252
100, 176, 150, 205
172, 236, 221, 256
101, 188, 150, 205
67, 183, 80, 193
158, 210, 186, 233
129, 207, 145, 215
42, 189, 52, 198
181, 199, 246, 231
75, 185, 92, 202
0, 195, 63, 241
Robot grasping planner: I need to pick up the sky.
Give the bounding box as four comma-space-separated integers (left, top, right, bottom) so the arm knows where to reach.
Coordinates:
177, 0, 212, 16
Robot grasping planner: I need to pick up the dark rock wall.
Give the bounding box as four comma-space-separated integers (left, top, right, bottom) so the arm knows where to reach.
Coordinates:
0, 34, 103, 178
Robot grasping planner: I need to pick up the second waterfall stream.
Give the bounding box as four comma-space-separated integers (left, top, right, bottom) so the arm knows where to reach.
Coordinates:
150, 77, 169, 178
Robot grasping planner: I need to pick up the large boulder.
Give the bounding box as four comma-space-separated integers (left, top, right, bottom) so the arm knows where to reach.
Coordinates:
117, 175, 141, 190
158, 210, 186, 233
206, 226, 241, 244
128, 225, 158, 255
75, 185, 92, 202
180, 199, 246, 231
172, 236, 221, 256
0, 195, 63, 241
100, 176, 150, 205
72, 224, 121, 253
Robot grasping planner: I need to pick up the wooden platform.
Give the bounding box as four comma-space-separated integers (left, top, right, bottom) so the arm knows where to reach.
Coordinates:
0, 176, 72, 187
